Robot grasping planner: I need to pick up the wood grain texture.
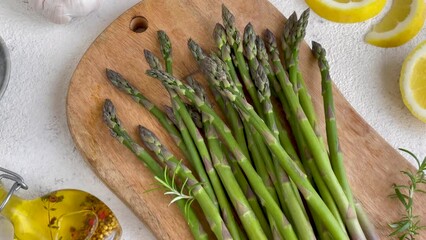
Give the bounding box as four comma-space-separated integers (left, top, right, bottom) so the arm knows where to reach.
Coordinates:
66, 0, 426, 239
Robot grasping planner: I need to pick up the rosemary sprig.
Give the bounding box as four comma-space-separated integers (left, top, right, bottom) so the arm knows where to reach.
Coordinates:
154, 165, 196, 215
389, 148, 426, 239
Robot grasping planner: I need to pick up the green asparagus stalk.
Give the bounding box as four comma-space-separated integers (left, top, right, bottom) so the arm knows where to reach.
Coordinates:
283, 11, 328, 153
223, 147, 272, 239
171, 94, 244, 240
147, 68, 298, 240
163, 105, 178, 125
105, 69, 189, 159
251, 60, 315, 240
102, 99, 207, 240
282, 11, 317, 136
221, 5, 264, 117
191, 78, 273, 237
147, 39, 219, 206
184, 103, 203, 129
244, 21, 302, 220
212, 24, 250, 159
312, 41, 354, 208
263, 30, 346, 232
312, 41, 378, 240
281, 12, 297, 69
244, 25, 310, 223
139, 126, 232, 240
264, 28, 365, 239
243, 119, 284, 236
144, 49, 216, 203
356, 201, 379, 240
189, 78, 267, 240
157, 30, 173, 74
255, 35, 307, 174
213, 23, 243, 93
288, 10, 318, 127
191, 35, 250, 163
197, 57, 349, 239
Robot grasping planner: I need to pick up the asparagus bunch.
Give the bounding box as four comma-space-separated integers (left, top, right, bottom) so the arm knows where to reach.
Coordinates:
102, 99, 207, 240
102, 4, 378, 240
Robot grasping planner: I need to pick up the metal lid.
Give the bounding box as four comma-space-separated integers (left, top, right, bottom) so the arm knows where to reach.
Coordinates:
0, 36, 11, 100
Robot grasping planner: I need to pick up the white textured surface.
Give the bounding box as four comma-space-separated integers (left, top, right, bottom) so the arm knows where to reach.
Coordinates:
0, 0, 424, 239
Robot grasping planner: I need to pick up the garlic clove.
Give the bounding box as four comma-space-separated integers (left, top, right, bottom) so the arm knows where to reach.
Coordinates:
28, 0, 101, 24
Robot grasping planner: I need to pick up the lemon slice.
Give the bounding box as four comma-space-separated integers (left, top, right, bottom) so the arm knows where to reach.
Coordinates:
365, 0, 425, 48
305, 0, 386, 23
400, 40, 426, 123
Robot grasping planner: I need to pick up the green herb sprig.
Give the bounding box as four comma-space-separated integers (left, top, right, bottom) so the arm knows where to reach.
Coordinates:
389, 149, 426, 239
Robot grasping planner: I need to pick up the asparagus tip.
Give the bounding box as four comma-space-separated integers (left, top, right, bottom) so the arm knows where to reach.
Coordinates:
188, 38, 206, 62
213, 23, 227, 47
243, 22, 257, 59
295, 9, 310, 42
301, 8, 310, 21
244, 22, 254, 33
103, 99, 115, 117
105, 68, 120, 82
138, 125, 163, 157
264, 29, 276, 47
163, 105, 178, 126
143, 49, 151, 57
102, 99, 118, 129
311, 41, 324, 58
186, 103, 203, 129
255, 35, 268, 60
138, 125, 151, 138
221, 4, 234, 25
157, 30, 172, 58
186, 76, 205, 98
283, 12, 298, 41
144, 49, 163, 71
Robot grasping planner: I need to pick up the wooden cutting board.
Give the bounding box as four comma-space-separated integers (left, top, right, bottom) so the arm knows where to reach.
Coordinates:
66, 0, 426, 239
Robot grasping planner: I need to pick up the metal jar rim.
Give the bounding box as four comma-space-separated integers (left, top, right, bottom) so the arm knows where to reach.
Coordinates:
0, 36, 11, 100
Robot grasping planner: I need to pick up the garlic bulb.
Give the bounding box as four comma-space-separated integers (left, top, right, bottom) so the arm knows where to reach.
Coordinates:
29, 0, 101, 24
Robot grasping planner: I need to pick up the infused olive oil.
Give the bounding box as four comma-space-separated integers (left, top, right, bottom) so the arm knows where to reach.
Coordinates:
0, 187, 121, 240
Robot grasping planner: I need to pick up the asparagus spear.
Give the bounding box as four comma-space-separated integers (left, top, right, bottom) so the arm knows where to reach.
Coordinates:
264, 29, 347, 231
312, 41, 378, 240
105, 69, 189, 159
255, 35, 307, 174
198, 57, 349, 239
283, 11, 328, 151
189, 78, 268, 240
188, 74, 271, 238
243, 23, 310, 233
157, 30, 173, 74
139, 126, 232, 240
251, 60, 316, 240
264, 28, 365, 239
213, 23, 243, 93
189, 36, 250, 160
222, 5, 264, 117
312, 41, 355, 210
171, 93, 245, 239
212, 24, 250, 159
147, 68, 298, 240
102, 99, 207, 240
183, 103, 203, 129
281, 12, 297, 69
144, 49, 218, 205
244, 23, 310, 217
182, 62, 265, 233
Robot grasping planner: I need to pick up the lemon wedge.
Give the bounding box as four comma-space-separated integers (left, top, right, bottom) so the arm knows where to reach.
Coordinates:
305, 0, 386, 23
365, 0, 425, 48
400, 40, 426, 123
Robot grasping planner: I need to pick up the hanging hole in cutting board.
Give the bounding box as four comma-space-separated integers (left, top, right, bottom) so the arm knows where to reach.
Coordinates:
130, 16, 148, 33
